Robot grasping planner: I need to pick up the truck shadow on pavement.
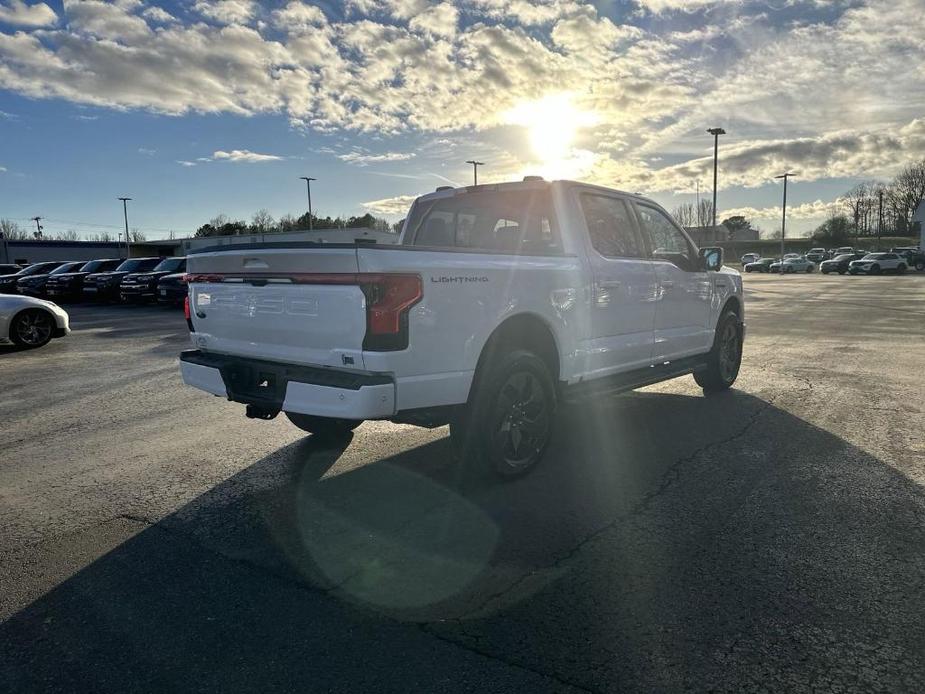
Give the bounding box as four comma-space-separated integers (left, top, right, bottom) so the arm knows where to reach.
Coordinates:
3, 389, 925, 692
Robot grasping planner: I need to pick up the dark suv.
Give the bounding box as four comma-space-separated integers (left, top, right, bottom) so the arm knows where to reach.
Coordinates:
0, 262, 68, 294
45, 258, 122, 301
83, 257, 163, 301
16, 261, 86, 298
120, 257, 187, 303
156, 272, 189, 306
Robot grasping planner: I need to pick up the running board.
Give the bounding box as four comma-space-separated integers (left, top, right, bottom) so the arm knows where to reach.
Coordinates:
561, 356, 708, 405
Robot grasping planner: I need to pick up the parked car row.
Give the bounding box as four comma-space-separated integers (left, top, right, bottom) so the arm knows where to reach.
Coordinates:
743, 250, 917, 275
0, 257, 188, 305
741, 246, 924, 272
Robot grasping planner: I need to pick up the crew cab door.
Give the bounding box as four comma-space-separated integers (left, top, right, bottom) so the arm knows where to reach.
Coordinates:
578, 192, 657, 376
632, 203, 712, 362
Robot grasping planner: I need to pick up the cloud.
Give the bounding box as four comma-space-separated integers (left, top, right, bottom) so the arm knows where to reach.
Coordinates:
142, 6, 176, 23
722, 200, 843, 223
0, 165, 7, 172
0, 0, 922, 203
137, 147, 156, 155
193, 0, 255, 25
338, 150, 415, 166
212, 149, 283, 162
361, 194, 420, 215
177, 160, 197, 167
0, 0, 56, 27
272, 1, 325, 32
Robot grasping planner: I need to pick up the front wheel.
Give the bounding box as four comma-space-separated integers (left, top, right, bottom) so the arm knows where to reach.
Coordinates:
694, 310, 742, 394
285, 412, 362, 438
806, 265, 814, 273
915, 260, 925, 272
451, 349, 555, 479
10, 308, 54, 348
870, 264, 881, 275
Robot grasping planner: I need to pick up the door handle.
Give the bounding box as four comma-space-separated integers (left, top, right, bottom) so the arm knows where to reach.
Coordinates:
660, 280, 674, 289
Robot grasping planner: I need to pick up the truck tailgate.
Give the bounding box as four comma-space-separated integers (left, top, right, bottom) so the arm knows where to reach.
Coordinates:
187, 247, 367, 368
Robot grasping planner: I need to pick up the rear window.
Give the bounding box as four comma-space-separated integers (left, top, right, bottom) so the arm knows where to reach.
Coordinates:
115, 258, 161, 272
153, 257, 186, 273
406, 189, 561, 254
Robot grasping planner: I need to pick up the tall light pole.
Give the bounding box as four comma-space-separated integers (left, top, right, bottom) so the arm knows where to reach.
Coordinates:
775, 173, 797, 272
117, 197, 131, 258
465, 160, 484, 186
877, 188, 884, 251
300, 176, 316, 231
706, 128, 725, 228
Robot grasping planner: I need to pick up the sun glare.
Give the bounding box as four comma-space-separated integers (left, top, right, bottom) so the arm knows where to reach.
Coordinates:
504, 93, 599, 179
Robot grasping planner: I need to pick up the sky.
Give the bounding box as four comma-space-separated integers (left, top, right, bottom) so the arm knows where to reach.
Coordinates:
0, 0, 923, 240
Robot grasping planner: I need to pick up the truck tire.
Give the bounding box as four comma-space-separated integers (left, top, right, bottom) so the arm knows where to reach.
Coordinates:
285, 412, 362, 438
915, 259, 925, 272
694, 309, 742, 394
451, 349, 555, 479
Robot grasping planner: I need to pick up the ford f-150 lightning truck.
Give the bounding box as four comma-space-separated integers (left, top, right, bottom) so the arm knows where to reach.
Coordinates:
180, 179, 744, 478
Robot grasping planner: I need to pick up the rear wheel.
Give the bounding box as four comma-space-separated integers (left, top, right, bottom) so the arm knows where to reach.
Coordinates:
10, 308, 54, 348
915, 259, 925, 272
806, 265, 814, 273
897, 263, 907, 275
451, 349, 555, 479
694, 310, 742, 394
285, 412, 362, 438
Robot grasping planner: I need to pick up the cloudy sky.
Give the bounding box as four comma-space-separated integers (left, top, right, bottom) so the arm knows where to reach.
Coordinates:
0, 0, 922, 239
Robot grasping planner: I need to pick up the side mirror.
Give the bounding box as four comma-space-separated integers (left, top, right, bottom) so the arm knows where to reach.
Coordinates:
699, 247, 723, 271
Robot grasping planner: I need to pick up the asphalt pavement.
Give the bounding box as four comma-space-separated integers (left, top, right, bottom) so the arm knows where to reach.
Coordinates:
1, 273, 924, 693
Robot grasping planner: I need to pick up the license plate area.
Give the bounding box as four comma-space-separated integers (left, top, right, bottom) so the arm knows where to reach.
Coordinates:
220, 362, 286, 406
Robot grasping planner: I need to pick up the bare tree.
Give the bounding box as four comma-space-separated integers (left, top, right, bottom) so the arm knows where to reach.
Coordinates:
842, 182, 878, 236
696, 199, 714, 227
250, 209, 276, 233
0, 218, 28, 240
888, 160, 925, 233
52, 229, 80, 241
672, 203, 695, 227
130, 229, 146, 242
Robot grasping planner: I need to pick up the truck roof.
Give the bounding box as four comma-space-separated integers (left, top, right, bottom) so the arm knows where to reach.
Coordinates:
414, 178, 650, 204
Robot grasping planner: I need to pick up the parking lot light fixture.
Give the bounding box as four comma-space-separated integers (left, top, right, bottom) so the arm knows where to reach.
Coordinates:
300, 177, 316, 231
706, 128, 725, 227
465, 160, 484, 186
775, 173, 798, 274
118, 197, 131, 259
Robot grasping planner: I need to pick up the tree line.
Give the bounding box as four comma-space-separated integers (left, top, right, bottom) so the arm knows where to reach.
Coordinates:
812, 159, 925, 245
0, 218, 147, 242
194, 209, 399, 237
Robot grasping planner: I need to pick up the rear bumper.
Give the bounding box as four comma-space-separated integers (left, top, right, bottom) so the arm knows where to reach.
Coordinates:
179, 350, 396, 419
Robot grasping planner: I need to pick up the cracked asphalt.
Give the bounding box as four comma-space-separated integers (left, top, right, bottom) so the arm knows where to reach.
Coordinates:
2, 272, 924, 692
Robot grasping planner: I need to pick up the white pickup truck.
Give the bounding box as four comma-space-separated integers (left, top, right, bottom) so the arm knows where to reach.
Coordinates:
180, 178, 744, 478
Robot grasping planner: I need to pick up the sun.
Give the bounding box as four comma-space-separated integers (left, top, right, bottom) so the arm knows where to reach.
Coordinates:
504, 93, 599, 178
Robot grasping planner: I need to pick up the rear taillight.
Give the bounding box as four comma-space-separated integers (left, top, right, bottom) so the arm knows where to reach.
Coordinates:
184, 295, 194, 331
359, 274, 422, 351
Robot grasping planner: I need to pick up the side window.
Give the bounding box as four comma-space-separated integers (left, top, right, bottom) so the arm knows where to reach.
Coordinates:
635, 204, 694, 270
579, 194, 643, 259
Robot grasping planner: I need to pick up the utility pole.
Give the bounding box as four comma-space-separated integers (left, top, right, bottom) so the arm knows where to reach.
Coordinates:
775, 173, 797, 274
117, 197, 131, 258
300, 177, 316, 231
706, 128, 725, 228
465, 160, 484, 186
877, 188, 884, 251
31, 216, 43, 238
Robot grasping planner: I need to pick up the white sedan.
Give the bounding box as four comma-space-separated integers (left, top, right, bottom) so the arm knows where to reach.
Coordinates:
771, 256, 815, 273
848, 252, 908, 275
0, 294, 70, 348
